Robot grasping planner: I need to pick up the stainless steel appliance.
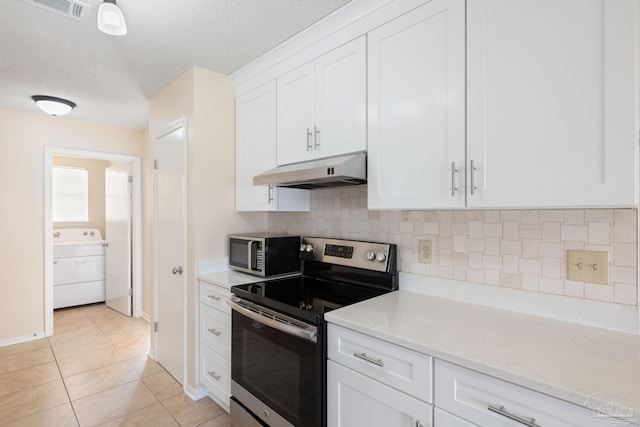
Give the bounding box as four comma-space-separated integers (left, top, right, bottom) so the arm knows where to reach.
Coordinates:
228, 233, 301, 277
252, 151, 366, 189
228, 237, 398, 427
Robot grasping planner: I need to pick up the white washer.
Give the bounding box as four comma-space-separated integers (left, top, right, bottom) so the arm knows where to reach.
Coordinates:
53, 228, 107, 309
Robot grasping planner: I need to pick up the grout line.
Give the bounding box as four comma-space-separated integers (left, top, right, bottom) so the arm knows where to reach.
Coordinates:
48, 329, 82, 427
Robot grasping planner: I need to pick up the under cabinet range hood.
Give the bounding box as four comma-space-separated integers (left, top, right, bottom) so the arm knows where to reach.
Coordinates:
253, 152, 367, 189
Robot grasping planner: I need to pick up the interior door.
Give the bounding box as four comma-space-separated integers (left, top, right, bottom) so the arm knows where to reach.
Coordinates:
154, 122, 186, 385
105, 162, 132, 316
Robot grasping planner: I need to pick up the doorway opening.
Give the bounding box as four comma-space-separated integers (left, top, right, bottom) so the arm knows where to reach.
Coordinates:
44, 147, 143, 337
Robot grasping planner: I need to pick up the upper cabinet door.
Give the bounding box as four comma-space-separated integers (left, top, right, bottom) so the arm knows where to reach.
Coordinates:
314, 36, 367, 159
277, 62, 316, 166
277, 37, 367, 165
467, 0, 638, 208
368, 0, 466, 210
236, 81, 310, 212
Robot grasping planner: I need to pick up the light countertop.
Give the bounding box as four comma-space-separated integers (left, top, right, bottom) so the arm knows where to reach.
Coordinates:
325, 290, 640, 416
198, 270, 265, 289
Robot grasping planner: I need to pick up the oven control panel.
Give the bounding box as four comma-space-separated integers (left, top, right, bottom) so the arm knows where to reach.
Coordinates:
301, 237, 396, 272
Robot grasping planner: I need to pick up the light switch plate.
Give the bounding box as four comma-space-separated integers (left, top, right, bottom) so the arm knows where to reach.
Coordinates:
419, 240, 432, 264
567, 250, 609, 285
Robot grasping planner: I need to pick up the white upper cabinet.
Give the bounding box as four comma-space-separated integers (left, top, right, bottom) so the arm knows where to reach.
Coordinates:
236, 81, 310, 212
368, 0, 466, 210
277, 36, 367, 166
466, 0, 638, 208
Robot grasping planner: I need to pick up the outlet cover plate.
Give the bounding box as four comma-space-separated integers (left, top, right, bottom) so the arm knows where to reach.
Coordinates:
419, 240, 432, 264
567, 250, 609, 285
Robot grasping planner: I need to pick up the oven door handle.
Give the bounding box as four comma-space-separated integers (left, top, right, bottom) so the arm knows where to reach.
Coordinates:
228, 298, 318, 343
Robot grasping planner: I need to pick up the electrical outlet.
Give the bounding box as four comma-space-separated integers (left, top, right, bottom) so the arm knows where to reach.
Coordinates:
419, 240, 432, 263
567, 250, 609, 285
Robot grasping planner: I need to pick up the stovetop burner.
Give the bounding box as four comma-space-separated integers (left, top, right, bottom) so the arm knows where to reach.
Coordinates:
230, 237, 398, 325
231, 275, 385, 324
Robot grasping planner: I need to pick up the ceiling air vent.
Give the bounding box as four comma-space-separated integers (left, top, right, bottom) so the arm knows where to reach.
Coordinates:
20, 0, 91, 22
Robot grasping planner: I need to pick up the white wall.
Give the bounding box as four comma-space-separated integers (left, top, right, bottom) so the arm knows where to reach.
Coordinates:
148, 66, 267, 392
0, 109, 144, 343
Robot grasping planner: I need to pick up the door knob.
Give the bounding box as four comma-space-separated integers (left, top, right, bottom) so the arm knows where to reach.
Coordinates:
172, 266, 183, 275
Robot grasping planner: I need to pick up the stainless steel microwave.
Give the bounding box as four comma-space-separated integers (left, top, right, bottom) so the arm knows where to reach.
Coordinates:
228, 234, 301, 277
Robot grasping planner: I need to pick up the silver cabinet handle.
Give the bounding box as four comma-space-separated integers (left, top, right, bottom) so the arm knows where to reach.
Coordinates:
470, 159, 477, 196
207, 294, 221, 301
306, 128, 313, 151
314, 126, 320, 149
488, 404, 539, 427
207, 328, 221, 336
103, 242, 109, 247
208, 371, 221, 381
451, 162, 458, 197
353, 352, 384, 367
172, 266, 183, 275
415, 421, 424, 427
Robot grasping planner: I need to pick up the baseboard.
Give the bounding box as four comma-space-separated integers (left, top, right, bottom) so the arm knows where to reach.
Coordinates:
0, 332, 46, 348
142, 312, 151, 323
148, 347, 156, 360
184, 384, 210, 401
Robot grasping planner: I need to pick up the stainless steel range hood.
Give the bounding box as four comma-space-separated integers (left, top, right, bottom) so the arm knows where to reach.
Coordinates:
253, 152, 366, 189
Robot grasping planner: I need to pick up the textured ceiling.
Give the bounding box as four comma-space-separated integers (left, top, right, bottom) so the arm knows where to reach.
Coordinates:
0, 0, 351, 129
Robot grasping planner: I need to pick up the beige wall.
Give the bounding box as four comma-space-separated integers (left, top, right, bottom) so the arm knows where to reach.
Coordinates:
52, 156, 110, 237
270, 187, 640, 307
0, 109, 145, 342
148, 66, 267, 391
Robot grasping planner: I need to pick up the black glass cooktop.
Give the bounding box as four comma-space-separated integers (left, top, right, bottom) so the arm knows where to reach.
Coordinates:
231, 275, 384, 324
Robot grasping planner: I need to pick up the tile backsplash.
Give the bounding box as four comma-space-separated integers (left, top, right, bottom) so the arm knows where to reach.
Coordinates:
269, 187, 639, 306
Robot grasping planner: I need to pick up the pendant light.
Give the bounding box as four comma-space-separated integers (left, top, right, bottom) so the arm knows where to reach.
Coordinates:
98, 0, 127, 36
31, 95, 76, 116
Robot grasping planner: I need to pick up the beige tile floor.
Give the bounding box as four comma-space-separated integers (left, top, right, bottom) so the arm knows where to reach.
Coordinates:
0, 304, 229, 427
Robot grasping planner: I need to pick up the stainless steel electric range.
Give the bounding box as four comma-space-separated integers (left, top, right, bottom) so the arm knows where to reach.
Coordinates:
228, 237, 398, 427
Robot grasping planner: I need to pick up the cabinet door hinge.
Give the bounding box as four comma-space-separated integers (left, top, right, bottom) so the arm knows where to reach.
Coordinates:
127, 288, 132, 296
128, 175, 133, 184
154, 322, 158, 333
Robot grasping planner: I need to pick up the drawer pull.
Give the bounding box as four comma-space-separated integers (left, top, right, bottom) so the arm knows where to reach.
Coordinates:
207, 328, 222, 336
353, 352, 384, 367
207, 294, 221, 301
488, 404, 539, 427
415, 421, 423, 427
208, 371, 221, 381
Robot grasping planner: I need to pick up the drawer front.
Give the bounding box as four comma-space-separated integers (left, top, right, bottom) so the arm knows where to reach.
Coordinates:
200, 304, 231, 359
200, 345, 230, 406
199, 281, 231, 313
435, 360, 621, 427
328, 323, 431, 403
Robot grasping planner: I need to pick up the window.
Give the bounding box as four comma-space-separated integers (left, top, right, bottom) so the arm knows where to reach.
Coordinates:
52, 166, 88, 223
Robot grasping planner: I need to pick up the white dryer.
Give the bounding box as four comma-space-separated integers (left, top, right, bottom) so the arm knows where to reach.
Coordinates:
53, 228, 107, 309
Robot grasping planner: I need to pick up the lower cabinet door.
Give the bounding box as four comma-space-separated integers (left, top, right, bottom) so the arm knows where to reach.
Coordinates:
433, 408, 476, 426
327, 360, 432, 427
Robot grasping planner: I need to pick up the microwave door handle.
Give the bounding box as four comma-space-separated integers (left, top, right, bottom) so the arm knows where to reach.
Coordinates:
228, 299, 317, 343
247, 241, 255, 271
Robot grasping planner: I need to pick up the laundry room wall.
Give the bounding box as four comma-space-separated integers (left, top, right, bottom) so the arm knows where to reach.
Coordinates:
0, 108, 145, 344
52, 156, 110, 238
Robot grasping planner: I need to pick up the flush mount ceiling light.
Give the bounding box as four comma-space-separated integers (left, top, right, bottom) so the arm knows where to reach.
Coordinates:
31, 95, 76, 116
97, 0, 127, 36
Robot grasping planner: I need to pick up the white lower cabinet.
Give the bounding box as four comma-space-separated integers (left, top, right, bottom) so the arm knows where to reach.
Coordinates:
328, 361, 432, 427
433, 408, 476, 427
327, 324, 432, 427
198, 280, 232, 410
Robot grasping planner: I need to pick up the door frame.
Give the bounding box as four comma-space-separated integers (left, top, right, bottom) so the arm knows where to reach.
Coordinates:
151, 117, 188, 384
43, 146, 143, 336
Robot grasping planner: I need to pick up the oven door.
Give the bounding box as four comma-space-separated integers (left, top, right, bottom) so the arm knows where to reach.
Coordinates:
229, 297, 322, 427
